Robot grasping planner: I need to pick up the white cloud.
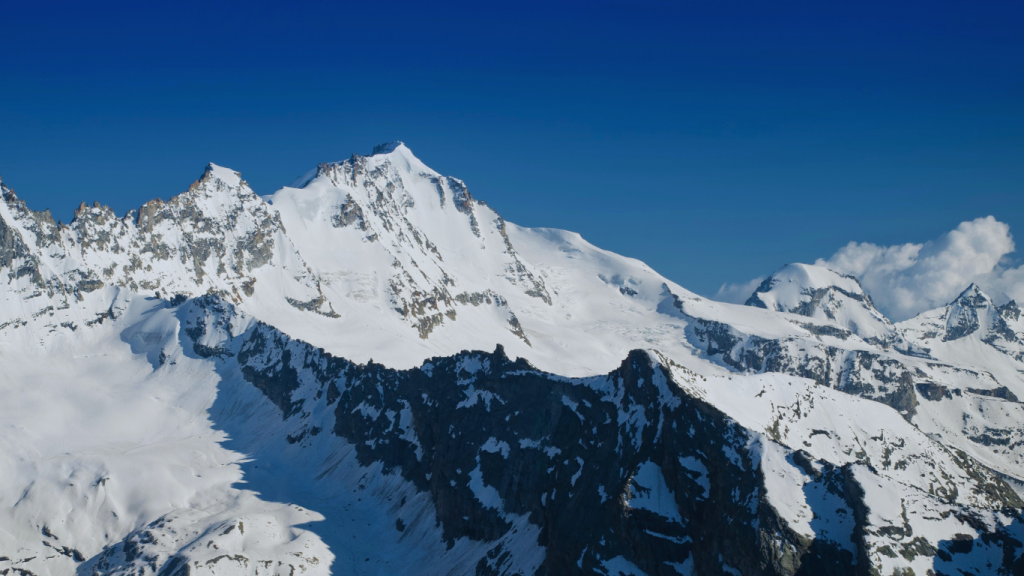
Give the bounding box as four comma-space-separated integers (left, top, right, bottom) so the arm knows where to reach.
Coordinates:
712, 216, 1024, 322
715, 276, 766, 304
817, 216, 1022, 320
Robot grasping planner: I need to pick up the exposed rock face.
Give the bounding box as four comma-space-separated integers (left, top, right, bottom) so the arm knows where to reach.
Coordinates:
937, 283, 1023, 350
903, 283, 1024, 362
331, 194, 367, 230
1000, 300, 1022, 323
0, 164, 332, 325
944, 284, 990, 341
330, 349, 799, 575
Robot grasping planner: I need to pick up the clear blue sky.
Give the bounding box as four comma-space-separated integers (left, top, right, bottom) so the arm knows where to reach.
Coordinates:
2, 0, 1021, 297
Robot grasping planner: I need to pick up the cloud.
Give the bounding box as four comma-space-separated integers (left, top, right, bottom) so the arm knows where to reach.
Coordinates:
713, 216, 1024, 322
817, 216, 1022, 320
715, 276, 766, 304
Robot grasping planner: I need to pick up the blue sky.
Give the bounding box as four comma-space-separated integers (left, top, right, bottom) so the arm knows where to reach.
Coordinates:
1, 0, 1022, 298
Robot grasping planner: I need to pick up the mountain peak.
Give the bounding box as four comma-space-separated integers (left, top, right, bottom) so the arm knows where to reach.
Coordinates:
198, 163, 244, 189
746, 263, 868, 309
746, 262, 897, 341
365, 141, 426, 172
942, 283, 1005, 341
174, 164, 253, 209
954, 282, 989, 303
308, 142, 429, 185
370, 141, 406, 156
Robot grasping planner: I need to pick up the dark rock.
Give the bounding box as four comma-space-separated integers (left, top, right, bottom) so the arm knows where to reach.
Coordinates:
968, 386, 1020, 403
917, 382, 953, 401
217, 310, 864, 574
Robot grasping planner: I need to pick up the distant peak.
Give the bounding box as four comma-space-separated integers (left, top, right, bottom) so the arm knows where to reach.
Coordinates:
370, 141, 406, 156
743, 262, 900, 340
752, 263, 866, 297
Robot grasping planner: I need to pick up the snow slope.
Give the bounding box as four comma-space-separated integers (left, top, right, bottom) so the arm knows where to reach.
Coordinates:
0, 293, 329, 576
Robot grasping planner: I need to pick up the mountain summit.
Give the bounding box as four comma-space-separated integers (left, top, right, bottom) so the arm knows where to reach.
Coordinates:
745, 262, 898, 343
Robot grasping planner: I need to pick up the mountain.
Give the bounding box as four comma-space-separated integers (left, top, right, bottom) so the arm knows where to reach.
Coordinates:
2, 144, 1024, 575
744, 263, 899, 345
902, 283, 1022, 350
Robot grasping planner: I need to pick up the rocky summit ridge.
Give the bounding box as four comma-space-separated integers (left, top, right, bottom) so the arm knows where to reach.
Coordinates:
2, 144, 1024, 575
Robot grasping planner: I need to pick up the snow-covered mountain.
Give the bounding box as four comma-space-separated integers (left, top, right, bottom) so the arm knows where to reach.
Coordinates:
745, 263, 899, 344
2, 143, 1024, 575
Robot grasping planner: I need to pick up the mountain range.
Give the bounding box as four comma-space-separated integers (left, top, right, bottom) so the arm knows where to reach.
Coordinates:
2, 143, 1023, 575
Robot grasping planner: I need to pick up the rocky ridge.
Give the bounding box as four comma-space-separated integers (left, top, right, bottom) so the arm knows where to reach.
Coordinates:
0, 163, 331, 326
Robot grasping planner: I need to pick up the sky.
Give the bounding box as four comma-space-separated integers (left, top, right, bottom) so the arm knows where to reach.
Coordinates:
1, 0, 1022, 314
